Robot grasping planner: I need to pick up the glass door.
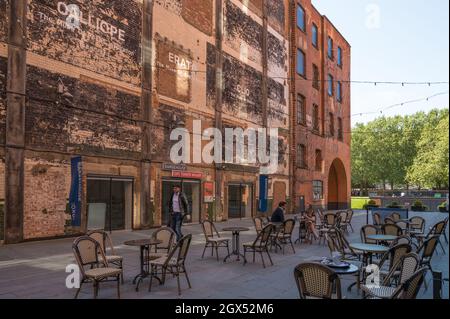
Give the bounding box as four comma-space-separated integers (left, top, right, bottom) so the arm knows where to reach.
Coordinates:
228, 183, 253, 219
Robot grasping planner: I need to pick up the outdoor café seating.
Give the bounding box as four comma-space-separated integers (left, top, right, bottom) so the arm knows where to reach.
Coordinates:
201, 220, 230, 261
294, 263, 342, 299
87, 230, 124, 284
243, 224, 275, 268
72, 236, 122, 299
270, 219, 296, 254
147, 227, 176, 261
149, 234, 193, 296
376, 243, 412, 284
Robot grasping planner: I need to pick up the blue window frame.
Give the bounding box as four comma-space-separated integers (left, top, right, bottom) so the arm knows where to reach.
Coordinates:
337, 81, 342, 102
327, 36, 333, 59
297, 49, 306, 77
338, 47, 343, 67
312, 24, 318, 47
328, 74, 334, 96
297, 5, 306, 31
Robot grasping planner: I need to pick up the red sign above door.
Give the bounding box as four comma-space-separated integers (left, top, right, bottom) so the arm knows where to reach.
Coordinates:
172, 171, 203, 180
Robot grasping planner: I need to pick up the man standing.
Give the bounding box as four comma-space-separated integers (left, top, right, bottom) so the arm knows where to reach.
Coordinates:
169, 185, 190, 241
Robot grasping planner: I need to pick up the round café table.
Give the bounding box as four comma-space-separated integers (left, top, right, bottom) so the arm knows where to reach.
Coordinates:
349, 243, 389, 265
367, 234, 398, 244
124, 238, 162, 292
223, 227, 250, 263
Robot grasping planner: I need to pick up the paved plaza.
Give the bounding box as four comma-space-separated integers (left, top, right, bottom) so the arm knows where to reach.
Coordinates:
0, 211, 448, 299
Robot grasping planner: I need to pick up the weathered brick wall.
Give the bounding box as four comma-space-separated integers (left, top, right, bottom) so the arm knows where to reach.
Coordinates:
0, 0, 7, 43
266, 0, 286, 36
0, 57, 6, 146
27, 0, 142, 85
23, 158, 70, 239
25, 65, 142, 158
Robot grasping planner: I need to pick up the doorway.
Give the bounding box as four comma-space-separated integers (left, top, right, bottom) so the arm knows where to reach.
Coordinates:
228, 183, 253, 219
87, 176, 134, 231
161, 179, 201, 226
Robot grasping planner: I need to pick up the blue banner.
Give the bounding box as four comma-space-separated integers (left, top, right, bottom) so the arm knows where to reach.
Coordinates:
69, 156, 82, 227
258, 175, 269, 212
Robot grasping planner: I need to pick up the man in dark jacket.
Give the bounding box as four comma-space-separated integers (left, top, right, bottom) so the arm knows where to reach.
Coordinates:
169, 185, 190, 241
271, 201, 287, 223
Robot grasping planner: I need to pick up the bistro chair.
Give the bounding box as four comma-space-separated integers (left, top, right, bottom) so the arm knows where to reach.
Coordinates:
384, 217, 396, 225
362, 253, 422, 299
254, 217, 264, 235
201, 220, 230, 261
417, 235, 440, 290
149, 234, 193, 296
376, 243, 412, 284
72, 236, 122, 299
87, 230, 124, 284
414, 220, 447, 253
344, 209, 355, 232
373, 212, 382, 228
382, 224, 403, 236
391, 213, 401, 222
409, 216, 426, 237
243, 224, 275, 268
272, 219, 296, 254
148, 227, 176, 261
337, 211, 348, 233
294, 263, 342, 299
390, 235, 413, 248
361, 225, 379, 244
319, 213, 340, 245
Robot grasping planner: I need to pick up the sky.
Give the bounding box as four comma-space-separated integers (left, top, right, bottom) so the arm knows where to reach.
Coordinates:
313, 0, 450, 126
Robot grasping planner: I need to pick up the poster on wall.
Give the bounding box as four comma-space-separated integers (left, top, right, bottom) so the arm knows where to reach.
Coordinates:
258, 175, 269, 212
204, 181, 215, 203
69, 156, 83, 227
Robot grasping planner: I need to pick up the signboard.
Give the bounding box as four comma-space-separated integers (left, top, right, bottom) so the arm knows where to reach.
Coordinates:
204, 182, 215, 203
258, 175, 269, 212
172, 171, 203, 180
162, 163, 187, 171
69, 156, 83, 227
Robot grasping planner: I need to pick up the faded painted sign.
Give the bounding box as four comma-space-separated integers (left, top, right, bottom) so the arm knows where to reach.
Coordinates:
27, 0, 142, 85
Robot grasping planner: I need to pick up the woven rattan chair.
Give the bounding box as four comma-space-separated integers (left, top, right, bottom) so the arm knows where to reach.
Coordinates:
319, 213, 340, 245
344, 209, 355, 232
362, 253, 421, 299
272, 219, 296, 254
361, 225, 379, 244
391, 213, 401, 222
373, 212, 382, 227
396, 221, 408, 233
243, 224, 275, 268
376, 243, 412, 284
72, 236, 122, 299
390, 235, 413, 248
87, 230, 124, 284
148, 227, 176, 261
417, 235, 440, 276
409, 216, 425, 236
414, 220, 446, 253
382, 224, 403, 236
254, 217, 264, 235
201, 220, 230, 261
149, 234, 192, 296
384, 217, 396, 225
294, 263, 342, 299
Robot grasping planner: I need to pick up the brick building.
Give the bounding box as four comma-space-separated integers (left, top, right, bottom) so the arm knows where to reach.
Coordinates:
0, 0, 294, 243
0, 0, 349, 244
290, 0, 351, 212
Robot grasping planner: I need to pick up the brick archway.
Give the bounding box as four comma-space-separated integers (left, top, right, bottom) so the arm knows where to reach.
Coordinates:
328, 158, 348, 210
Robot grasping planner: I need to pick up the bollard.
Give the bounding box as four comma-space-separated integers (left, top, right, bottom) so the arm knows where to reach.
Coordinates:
432, 271, 442, 299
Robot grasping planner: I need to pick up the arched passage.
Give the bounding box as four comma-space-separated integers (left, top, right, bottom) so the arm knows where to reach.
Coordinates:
328, 158, 348, 210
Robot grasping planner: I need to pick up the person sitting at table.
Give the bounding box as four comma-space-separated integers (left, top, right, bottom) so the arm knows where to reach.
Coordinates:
304, 206, 319, 243
271, 201, 287, 223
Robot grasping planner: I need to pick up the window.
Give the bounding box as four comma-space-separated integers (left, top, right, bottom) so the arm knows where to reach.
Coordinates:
337, 81, 343, 102
297, 144, 307, 168
297, 5, 306, 31
313, 104, 320, 132
312, 24, 318, 48
337, 47, 343, 67
328, 74, 334, 96
338, 117, 343, 141
327, 36, 334, 59
313, 181, 324, 200
315, 150, 323, 171
297, 94, 306, 125
312, 64, 320, 90
329, 112, 335, 137
297, 49, 306, 77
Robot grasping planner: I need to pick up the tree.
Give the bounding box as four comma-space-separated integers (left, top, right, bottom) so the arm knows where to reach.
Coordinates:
407, 111, 449, 189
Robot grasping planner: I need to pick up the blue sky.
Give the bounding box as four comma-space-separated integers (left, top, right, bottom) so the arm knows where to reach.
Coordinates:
313, 0, 450, 126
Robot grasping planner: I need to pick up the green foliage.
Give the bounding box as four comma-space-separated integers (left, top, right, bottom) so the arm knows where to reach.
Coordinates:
411, 200, 427, 212
387, 201, 402, 208
352, 109, 449, 190
363, 199, 379, 210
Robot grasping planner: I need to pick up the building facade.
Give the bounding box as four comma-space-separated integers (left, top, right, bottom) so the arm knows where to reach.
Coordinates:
0, 0, 349, 244
290, 0, 351, 212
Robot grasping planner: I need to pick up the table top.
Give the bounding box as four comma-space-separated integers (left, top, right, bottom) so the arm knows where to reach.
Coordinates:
124, 239, 162, 247
223, 227, 250, 232
349, 243, 389, 253
308, 257, 360, 275
367, 234, 398, 241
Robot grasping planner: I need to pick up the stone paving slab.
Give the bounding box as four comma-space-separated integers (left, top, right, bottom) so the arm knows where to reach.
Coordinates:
0, 211, 448, 299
